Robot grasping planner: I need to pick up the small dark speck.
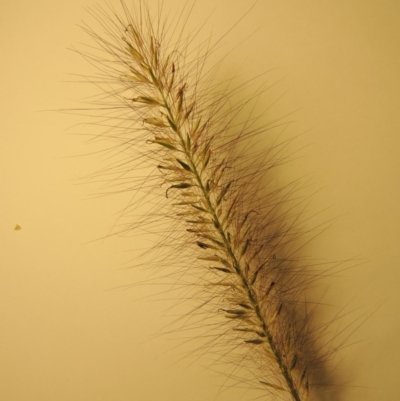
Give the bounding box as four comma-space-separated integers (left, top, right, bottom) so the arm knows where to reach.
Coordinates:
14, 224, 21, 231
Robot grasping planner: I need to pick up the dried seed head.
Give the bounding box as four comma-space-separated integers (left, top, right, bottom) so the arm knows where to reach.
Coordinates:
125, 24, 143, 48
144, 118, 167, 127
133, 96, 162, 106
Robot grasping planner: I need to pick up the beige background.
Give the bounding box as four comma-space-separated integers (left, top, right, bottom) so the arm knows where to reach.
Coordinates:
1, 0, 400, 400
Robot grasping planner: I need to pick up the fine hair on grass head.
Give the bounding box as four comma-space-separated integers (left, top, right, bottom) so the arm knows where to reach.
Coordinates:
71, 1, 359, 400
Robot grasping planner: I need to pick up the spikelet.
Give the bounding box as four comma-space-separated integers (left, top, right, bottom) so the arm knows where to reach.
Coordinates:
76, 2, 343, 400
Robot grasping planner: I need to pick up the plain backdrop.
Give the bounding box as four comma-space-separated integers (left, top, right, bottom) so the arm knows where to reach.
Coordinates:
1, 1, 400, 400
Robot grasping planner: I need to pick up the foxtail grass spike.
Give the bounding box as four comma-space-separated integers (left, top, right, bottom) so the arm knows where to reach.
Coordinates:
75, 1, 347, 400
